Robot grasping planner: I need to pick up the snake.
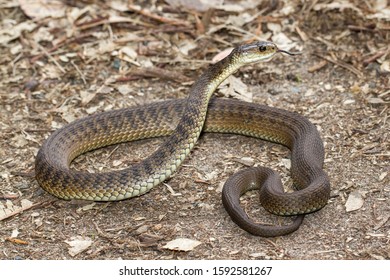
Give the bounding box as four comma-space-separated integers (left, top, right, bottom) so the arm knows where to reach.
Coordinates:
35, 41, 330, 237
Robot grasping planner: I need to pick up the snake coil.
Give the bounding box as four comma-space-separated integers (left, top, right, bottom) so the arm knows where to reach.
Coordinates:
35, 41, 330, 236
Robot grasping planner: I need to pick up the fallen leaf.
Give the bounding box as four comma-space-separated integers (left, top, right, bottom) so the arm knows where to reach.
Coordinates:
313, 1, 363, 16
117, 84, 133, 95
379, 172, 388, 181
380, 60, 390, 72
163, 238, 202, 252
11, 228, 19, 238
65, 236, 93, 257
219, 76, 252, 102
233, 156, 255, 167
212, 47, 233, 63
367, 97, 385, 104
281, 158, 291, 169
345, 191, 364, 212
80, 90, 97, 105
134, 225, 149, 235
10, 134, 28, 148
76, 203, 96, 213
118, 46, 140, 66
178, 40, 197, 56
165, 0, 223, 12
19, 0, 67, 19
272, 32, 297, 52
0, 21, 37, 44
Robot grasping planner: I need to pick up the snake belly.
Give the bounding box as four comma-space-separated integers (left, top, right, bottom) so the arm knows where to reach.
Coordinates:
35, 41, 331, 237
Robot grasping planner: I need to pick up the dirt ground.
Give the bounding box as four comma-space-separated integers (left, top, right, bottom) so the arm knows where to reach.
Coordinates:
0, 0, 389, 260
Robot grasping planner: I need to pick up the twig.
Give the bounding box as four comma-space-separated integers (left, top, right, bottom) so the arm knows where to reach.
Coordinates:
308, 60, 328, 73
71, 60, 87, 85
348, 25, 377, 33
93, 221, 117, 239
75, 15, 109, 30
0, 200, 47, 222
313, 53, 363, 77
116, 66, 192, 83
36, 43, 66, 73
23, 128, 55, 133
363, 49, 389, 66
0, 193, 20, 200
128, 4, 190, 26
10, 170, 35, 178
30, 33, 93, 63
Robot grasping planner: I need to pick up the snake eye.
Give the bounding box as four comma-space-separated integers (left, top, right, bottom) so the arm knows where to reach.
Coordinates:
259, 45, 267, 52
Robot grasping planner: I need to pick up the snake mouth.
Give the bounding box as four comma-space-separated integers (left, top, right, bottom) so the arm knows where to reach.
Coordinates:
278, 49, 302, 56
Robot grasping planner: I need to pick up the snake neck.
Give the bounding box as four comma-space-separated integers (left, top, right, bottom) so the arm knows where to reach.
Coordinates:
172, 50, 243, 146
134, 51, 243, 191
186, 51, 243, 124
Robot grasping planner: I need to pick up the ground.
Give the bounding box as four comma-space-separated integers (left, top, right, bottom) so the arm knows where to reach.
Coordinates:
0, 0, 389, 260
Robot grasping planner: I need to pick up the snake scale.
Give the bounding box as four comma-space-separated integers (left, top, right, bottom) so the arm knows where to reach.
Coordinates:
35, 41, 330, 237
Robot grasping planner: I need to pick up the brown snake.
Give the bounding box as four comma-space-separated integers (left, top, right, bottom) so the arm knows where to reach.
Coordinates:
35, 41, 330, 237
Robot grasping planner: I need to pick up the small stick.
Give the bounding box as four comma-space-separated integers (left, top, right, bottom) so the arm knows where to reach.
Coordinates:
128, 4, 189, 26
30, 33, 93, 63
71, 60, 87, 85
314, 53, 363, 77
36, 43, 66, 73
117, 67, 191, 83
0, 200, 47, 222
363, 49, 388, 66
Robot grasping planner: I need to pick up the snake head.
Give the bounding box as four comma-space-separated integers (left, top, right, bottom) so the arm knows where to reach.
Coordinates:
235, 41, 278, 64
234, 41, 300, 64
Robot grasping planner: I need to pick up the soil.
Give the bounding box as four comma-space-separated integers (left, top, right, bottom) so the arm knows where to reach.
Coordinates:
0, 0, 389, 260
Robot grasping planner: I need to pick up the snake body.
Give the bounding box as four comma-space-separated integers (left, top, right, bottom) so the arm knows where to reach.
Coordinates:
35, 41, 330, 236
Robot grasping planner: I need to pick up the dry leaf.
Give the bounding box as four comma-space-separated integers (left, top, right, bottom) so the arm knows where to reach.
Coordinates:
109, 0, 129, 12
118, 46, 140, 66
76, 203, 96, 213
380, 60, 390, 73
313, 1, 363, 16
178, 40, 197, 56
367, 97, 385, 104
219, 76, 252, 102
367, 0, 390, 20
0, 21, 37, 44
163, 238, 202, 252
165, 0, 223, 12
21, 199, 33, 208
0, 199, 34, 221
65, 236, 93, 257
10, 134, 28, 148
19, 0, 67, 19
345, 191, 364, 212
80, 90, 97, 105
11, 228, 19, 238
272, 33, 297, 52
233, 157, 255, 166
85, 105, 100, 115
117, 84, 133, 95
281, 158, 291, 169
212, 48, 233, 63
